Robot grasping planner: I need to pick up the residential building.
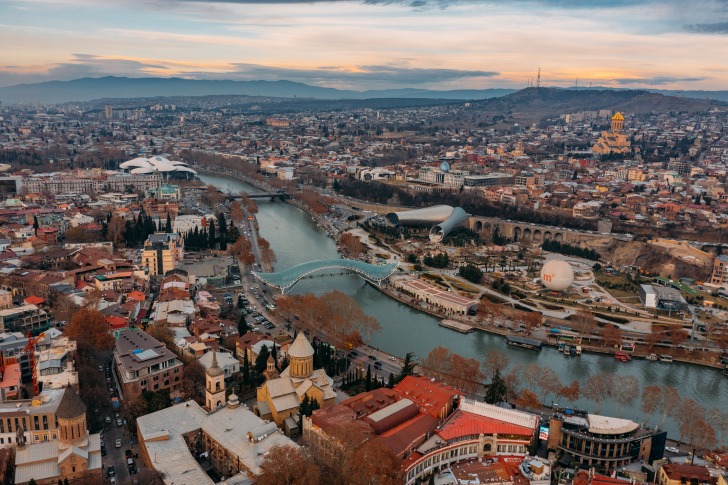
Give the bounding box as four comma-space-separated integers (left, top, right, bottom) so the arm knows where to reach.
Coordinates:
141, 233, 184, 277
113, 329, 183, 401
710, 255, 728, 287
657, 464, 717, 485
198, 350, 239, 380
0, 305, 49, 334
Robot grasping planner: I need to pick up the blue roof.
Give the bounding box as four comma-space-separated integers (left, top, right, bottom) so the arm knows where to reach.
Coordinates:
253, 259, 398, 291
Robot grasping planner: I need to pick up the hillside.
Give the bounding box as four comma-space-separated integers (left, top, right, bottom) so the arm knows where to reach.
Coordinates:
471, 87, 723, 125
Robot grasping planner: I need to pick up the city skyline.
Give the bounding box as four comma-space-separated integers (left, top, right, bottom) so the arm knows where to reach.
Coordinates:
1, 0, 728, 91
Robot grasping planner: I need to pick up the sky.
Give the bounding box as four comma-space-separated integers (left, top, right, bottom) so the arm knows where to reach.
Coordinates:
1, 0, 728, 91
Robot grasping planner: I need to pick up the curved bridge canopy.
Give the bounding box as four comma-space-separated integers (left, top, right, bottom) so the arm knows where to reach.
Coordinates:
253, 259, 399, 293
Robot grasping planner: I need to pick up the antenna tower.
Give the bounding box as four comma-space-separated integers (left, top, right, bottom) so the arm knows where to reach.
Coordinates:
537, 67, 541, 89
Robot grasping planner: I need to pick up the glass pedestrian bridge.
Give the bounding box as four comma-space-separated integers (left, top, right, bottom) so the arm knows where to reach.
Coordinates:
253, 259, 399, 293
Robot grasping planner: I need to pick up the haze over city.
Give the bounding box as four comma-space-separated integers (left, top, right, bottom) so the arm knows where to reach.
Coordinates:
2, 0, 728, 90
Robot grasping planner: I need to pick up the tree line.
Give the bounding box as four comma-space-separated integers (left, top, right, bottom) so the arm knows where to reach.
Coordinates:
542, 239, 600, 261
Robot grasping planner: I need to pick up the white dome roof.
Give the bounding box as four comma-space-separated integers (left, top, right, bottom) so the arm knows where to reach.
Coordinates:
288, 332, 314, 359
120, 156, 196, 175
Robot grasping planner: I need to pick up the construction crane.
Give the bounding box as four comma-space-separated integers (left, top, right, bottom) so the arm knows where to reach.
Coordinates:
24, 332, 46, 397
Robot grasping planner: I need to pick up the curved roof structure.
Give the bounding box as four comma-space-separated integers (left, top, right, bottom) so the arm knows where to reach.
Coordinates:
120, 156, 196, 175
385, 205, 454, 227
253, 259, 398, 293
429, 207, 468, 242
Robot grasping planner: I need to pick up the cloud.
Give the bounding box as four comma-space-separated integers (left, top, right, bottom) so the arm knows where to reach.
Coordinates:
613, 76, 707, 85
182, 63, 499, 86
684, 22, 728, 34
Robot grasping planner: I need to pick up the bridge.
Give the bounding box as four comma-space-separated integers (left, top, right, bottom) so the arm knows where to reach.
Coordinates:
252, 259, 399, 293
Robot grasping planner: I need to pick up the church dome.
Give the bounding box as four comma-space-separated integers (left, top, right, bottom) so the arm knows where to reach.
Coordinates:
288, 332, 314, 359
206, 351, 224, 378
612, 112, 624, 121
56, 386, 87, 420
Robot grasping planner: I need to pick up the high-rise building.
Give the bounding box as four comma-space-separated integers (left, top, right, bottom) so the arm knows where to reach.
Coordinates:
104, 105, 113, 119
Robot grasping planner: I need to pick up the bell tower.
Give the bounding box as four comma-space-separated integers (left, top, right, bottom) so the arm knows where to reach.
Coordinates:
611, 112, 624, 132
205, 351, 225, 411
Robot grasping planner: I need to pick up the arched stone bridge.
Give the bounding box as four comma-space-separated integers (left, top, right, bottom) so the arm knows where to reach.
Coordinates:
468, 217, 620, 249
253, 259, 399, 293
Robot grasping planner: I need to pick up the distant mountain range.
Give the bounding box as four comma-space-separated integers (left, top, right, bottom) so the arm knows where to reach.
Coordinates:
1, 76, 727, 106
0, 76, 517, 104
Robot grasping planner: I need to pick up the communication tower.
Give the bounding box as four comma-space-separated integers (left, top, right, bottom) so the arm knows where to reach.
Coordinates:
537, 67, 541, 89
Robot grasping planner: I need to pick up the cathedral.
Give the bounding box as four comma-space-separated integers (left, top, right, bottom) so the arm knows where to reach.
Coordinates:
592, 112, 631, 155
254, 332, 336, 435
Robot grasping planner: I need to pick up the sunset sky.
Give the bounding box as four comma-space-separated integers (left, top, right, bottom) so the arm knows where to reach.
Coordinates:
1, 0, 727, 90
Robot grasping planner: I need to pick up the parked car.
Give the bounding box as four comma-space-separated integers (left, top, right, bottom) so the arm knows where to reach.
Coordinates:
107, 466, 116, 477
115, 439, 122, 448
116, 418, 123, 427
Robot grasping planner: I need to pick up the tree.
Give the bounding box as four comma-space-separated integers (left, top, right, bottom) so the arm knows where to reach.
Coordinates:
135, 468, 166, 485
64, 308, 114, 351
459, 264, 483, 283
208, 218, 217, 249
343, 438, 405, 485
641, 385, 680, 429
514, 389, 541, 410
277, 291, 380, 349
484, 369, 507, 404
602, 324, 623, 348
614, 375, 639, 417
398, 352, 416, 382
125, 397, 148, 428
482, 350, 510, 379
257, 444, 321, 485
339, 233, 366, 258
582, 372, 612, 414
33, 214, 39, 235
255, 345, 270, 374
165, 213, 172, 233
242, 350, 251, 385
558, 380, 580, 406
421, 347, 483, 394
107, 215, 127, 246
572, 309, 597, 340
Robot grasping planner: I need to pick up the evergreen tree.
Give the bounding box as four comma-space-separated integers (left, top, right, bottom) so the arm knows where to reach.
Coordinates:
398, 352, 416, 382
242, 350, 250, 385
217, 213, 228, 251
255, 345, 270, 374
271, 344, 279, 371
388, 373, 395, 389
238, 314, 248, 337
208, 219, 216, 249
484, 369, 508, 404
365, 364, 372, 391
165, 213, 172, 233
33, 214, 39, 235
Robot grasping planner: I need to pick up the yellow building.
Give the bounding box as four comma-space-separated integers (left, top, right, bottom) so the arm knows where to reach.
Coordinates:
141, 233, 183, 276
254, 333, 336, 435
592, 112, 631, 155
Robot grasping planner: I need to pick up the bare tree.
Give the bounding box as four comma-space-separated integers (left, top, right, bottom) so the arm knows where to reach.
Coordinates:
481, 350, 510, 380
614, 375, 639, 417
257, 444, 321, 485
582, 372, 612, 414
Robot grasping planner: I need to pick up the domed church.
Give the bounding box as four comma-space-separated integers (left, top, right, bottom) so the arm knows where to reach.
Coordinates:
254, 332, 336, 435
592, 112, 631, 155
14, 386, 103, 484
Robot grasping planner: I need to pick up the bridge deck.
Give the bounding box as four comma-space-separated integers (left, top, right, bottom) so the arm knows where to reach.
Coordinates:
253, 259, 398, 292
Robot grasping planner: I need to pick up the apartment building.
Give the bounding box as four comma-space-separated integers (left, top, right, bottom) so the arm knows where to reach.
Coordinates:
141, 233, 184, 277
0, 388, 66, 447
710, 255, 728, 287
114, 329, 183, 400
0, 305, 49, 334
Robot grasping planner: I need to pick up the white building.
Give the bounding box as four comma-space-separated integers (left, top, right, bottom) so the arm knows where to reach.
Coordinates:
198, 350, 240, 378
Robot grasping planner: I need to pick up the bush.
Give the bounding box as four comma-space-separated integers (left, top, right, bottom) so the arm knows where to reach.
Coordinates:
459, 264, 483, 284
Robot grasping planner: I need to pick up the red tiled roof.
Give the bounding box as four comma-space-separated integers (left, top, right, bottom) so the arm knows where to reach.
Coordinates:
106, 315, 128, 330
24, 295, 45, 305
127, 291, 146, 302
436, 409, 535, 441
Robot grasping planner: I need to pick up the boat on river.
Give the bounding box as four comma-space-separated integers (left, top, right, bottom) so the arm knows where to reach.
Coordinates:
506, 335, 542, 351
614, 351, 631, 362
659, 354, 674, 363
645, 353, 658, 361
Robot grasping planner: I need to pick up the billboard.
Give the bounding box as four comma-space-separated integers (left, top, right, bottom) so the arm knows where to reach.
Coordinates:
539, 426, 549, 441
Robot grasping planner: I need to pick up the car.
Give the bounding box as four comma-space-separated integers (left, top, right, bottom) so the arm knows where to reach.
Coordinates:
105, 416, 111, 424
107, 466, 116, 477
115, 438, 122, 448
101, 447, 106, 456
125, 449, 133, 458
116, 418, 123, 427
110, 476, 117, 484
388, 356, 397, 361
349, 351, 358, 357
368, 355, 376, 360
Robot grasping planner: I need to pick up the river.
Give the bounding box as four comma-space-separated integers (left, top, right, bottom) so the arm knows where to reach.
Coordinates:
199, 172, 728, 442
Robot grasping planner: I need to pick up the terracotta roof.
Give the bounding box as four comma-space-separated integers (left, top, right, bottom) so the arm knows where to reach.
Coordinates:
436, 409, 535, 441
56, 386, 87, 420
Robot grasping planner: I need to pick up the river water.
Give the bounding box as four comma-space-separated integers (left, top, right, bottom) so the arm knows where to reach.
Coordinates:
199, 172, 728, 442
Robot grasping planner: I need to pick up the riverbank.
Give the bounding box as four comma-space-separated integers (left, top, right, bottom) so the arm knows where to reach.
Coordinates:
195, 166, 727, 372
